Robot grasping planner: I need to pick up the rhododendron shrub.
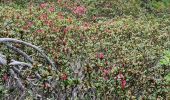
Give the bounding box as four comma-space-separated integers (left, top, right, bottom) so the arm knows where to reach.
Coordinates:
0, 0, 170, 100
73, 6, 87, 16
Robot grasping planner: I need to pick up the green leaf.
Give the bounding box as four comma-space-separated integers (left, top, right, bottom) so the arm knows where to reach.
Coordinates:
164, 73, 170, 82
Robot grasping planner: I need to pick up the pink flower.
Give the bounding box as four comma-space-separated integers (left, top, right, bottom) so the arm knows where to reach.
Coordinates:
61, 73, 68, 80
99, 53, 104, 59
116, 72, 124, 80
39, 13, 48, 20
57, 0, 62, 4
73, 6, 86, 16
27, 21, 34, 27
63, 27, 70, 34
49, 6, 55, 12
122, 64, 125, 68
121, 79, 126, 89
104, 76, 108, 80
40, 3, 48, 8
44, 20, 53, 26
36, 29, 44, 33
97, 52, 104, 60
103, 69, 109, 76
2, 73, 8, 82
102, 68, 110, 80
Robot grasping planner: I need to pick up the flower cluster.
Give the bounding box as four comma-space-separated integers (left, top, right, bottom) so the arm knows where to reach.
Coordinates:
73, 6, 87, 16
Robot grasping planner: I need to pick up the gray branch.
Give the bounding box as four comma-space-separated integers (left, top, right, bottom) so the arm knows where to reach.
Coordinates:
9, 60, 32, 68
0, 53, 7, 66
9, 69, 25, 91
0, 38, 56, 69
5, 44, 33, 64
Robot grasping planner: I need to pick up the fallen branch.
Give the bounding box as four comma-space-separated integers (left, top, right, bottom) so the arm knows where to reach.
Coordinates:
9, 69, 25, 91
0, 53, 7, 66
0, 38, 56, 69
9, 60, 32, 68
5, 44, 33, 64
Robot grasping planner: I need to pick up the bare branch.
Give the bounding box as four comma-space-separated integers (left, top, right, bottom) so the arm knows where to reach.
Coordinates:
11, 66, 22, 77
0, 53, 7, 66
5, 44, 33, 64
0, 38, 56, 69
9, 60, 32, 68
9, 69, 25, 91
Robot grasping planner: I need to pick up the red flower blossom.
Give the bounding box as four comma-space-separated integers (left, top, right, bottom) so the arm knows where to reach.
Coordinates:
57, 0, 62, 4
122, 64, 125, 68
2, 73, 8, 82
103, 69, 109, 76
39, 13, 48, 20
40, 3, 48, 8
116, 72, 124, 80
49, 6, 55, 12
102, 68, 110, 80
63, 27, 70, 34
73, 6, 86, 16
44, 20, 53, 26
61, 73, 68, 80
27, 21, 34, 27
121, 79, 126, 89
104, 76, 108, 80
36, 29, 44, 33
97, 52, 104, 60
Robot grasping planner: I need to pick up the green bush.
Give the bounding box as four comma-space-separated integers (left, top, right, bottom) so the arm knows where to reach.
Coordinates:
0, 0, 170, 99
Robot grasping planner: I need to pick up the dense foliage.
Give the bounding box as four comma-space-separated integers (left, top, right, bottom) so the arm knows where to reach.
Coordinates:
0, 0, 170, 99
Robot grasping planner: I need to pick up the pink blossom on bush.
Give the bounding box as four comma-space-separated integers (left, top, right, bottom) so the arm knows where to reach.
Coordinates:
73, 6, 86, 16
121, 79, 126, 89
36, 29, 44, 33
61, 73, 68, 80
39, 13, 48, 20
44, 20, 53, 26
122, 63, 125, 67
104, 76, 108, 80
57, 0, 62, 4
40, 3, 48, 8
2, 73, 8, 82
103, 69, 109, 76
116, 72, 124, 80
27, 21, 34, 27
49, 6, 55, 12
96, 52, 104, 60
